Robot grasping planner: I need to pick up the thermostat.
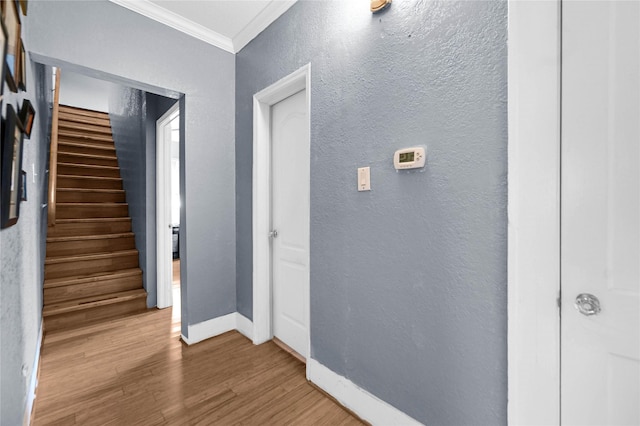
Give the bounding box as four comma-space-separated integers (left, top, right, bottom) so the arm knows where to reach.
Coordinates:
394, 146, 426, 170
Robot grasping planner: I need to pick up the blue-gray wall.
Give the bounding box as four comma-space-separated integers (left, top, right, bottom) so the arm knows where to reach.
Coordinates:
235, 1, 508, 424
0, 42, 53, 426
27, 0, 237, 337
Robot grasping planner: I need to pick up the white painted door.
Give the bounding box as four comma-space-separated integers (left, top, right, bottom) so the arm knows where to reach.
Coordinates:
156, 104, 179, 309
271, 89, 309, 359
562, 2, 639, 425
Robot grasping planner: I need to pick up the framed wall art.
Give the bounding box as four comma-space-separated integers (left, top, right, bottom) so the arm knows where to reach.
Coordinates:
0, 15, 7, 99
2, 0, 20, 92
18, 98, 34, 138
1, 104, 25, 228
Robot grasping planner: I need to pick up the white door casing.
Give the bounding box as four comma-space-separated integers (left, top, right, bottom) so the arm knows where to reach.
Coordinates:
252, 65, 311, 358
561, 2, 640, 424
156, 103, 180, 309
271, 89, 310, 359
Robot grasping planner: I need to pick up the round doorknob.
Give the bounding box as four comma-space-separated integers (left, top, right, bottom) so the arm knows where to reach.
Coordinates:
575, 293, 601, 316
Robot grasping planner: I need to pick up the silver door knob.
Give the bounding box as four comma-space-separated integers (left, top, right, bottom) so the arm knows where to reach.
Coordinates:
575, 293, 601, 316
269, 230, 278, 239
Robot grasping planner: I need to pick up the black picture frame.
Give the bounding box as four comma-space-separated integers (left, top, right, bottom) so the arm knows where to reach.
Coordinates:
17, 39, 25, 91
20, 169, 26, 201
0, 13, 8, 99
1, 104, 25, 228
2, 0, 20, 93
18, 98, 34, 138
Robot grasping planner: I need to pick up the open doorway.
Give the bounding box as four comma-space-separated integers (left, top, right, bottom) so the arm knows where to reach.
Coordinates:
156, 103, 180, 321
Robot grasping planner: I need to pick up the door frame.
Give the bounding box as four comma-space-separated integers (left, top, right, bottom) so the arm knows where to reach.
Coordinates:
507, 1, 561, 424
252, 64, 311, 352
156, 102, 180, 309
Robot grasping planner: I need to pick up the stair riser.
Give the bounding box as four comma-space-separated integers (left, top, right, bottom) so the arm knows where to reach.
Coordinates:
59, 106, 111, 120
44, 274, 142, 304
57, 205, 129, 219
58, 143, 115, 157
58, 130, 113, 145
58, 164, 120, 178
59, 121, 113, 136
48, 221, 132, 237
57, 176, 122, 190
56, 191, 126, 203
57, 153, 118, 167
46, 236, 136, 257
44, 297, 147, 332
45, 254, 140, 280
58, 112, 111, 128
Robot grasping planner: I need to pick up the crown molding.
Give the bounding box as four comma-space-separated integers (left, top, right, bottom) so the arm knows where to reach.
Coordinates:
232, 1, 297, 52
109, 0, 235, 54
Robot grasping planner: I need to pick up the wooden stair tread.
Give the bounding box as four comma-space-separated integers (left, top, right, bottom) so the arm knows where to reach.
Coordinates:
45, 249, 138, 264
57, 174, 121, 181
57, 202, 127, 206
58, 129, 113, 143
59, 121, 112, 135
58, 140, 115, 151
58, 111, 111, 127
58, 162, 120, 171
47, 232, 134, 243
44, 268, 141, 289
59, 104, 110, 116
55, 217, 130, 224
57, 188, 124, 194
57, 151, 117, 161
43, 289, 146, 317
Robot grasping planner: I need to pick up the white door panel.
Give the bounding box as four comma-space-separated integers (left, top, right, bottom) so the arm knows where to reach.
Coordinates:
271, 89, 309, 359
562, 2, 640, 425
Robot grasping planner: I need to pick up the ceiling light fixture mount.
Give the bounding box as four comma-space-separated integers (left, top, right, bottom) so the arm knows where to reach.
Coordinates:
370, 0, 391, 13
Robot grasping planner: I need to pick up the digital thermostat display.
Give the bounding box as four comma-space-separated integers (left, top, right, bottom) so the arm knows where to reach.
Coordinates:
394, 146, 426, 170
398, 152, 415, 163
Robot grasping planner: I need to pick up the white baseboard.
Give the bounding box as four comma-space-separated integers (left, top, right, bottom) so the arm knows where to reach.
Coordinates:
181, 312, 254, 345
23, 320, 44, 426
235, 313, 254, 341
307, 358, 423, 426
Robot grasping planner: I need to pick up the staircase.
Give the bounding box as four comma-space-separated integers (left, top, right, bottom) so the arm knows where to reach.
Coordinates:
43, 105, 147, 332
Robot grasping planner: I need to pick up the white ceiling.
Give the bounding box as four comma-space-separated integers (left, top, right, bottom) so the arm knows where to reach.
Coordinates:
110, 0, 297, 54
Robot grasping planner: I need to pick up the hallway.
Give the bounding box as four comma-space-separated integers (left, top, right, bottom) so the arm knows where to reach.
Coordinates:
32, 307, 363, 425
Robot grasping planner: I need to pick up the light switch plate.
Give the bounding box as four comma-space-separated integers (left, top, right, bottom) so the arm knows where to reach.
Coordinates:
358, 167, 371, 191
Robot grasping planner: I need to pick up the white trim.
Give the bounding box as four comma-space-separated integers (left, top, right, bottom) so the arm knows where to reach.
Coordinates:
235, 313, 254, 341
232, 1, 297, 52
507, 1, 561, 425
109, 0, 235, 53
252, 64, 311, 353
181, 313, 254, 345
307, 359, 422, 426
23, 320, 43, 426
181, 312, 237, 345
156, 103, 180, 310
109, 0, 297, 54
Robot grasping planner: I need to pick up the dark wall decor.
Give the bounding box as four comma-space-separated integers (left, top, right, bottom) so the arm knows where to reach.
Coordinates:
1, 0, 20, 92
1, 104, 25, 228
0, 15, 7, 101
18, 98, 34, 138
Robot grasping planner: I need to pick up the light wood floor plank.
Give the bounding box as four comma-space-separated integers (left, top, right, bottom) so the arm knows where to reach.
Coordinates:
33, 307, 365, 425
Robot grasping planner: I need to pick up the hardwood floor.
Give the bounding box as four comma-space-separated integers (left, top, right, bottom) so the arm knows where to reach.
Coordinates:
32, 307, 364, 425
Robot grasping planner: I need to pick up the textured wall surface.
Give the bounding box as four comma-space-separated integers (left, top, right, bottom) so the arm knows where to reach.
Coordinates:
236, 1, 508, 424
0, 50, 52, 426
109, 87, 147, 298
27, 0, 236, 336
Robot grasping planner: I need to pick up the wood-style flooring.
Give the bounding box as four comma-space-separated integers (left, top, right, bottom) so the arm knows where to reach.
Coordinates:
32, 303, 364, 425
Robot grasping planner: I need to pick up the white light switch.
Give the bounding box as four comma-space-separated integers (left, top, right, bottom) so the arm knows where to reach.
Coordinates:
358, 167, 371, 191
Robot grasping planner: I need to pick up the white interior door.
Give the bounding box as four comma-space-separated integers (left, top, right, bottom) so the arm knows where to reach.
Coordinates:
271, 89, 309, 359
562, 2, 640, 425
156, 104, 179, 309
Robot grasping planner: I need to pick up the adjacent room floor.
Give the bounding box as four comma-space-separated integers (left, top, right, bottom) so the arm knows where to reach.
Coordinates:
32, 300, 364, 425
